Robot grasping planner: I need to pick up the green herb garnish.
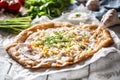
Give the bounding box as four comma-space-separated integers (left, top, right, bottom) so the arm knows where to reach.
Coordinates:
24, 0, 72, 19
75, 13, 81, 17
44, 32, 71, 48
79, 43, 88, 50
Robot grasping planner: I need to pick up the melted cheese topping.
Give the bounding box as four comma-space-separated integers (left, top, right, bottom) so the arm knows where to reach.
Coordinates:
18, 26, 98, 61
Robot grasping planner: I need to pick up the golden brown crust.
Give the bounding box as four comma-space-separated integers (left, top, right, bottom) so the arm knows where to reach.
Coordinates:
6, 22, 114, 69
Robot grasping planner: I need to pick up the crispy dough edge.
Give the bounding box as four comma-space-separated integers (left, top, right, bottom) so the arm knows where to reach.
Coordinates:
94, 26, 114, 52
6, 23, 114, 69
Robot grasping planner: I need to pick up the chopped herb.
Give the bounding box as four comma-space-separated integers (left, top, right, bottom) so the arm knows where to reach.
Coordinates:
79, 43, 88, 50
81, 32, 87, 38
46, 53, 50, 58
44, 32, 72, 48
75, 13, 81, 17
70, 52, 74, 56
54, 32, 63, 39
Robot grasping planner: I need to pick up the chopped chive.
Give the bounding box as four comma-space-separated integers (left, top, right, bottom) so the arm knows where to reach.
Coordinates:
75, 13, 81, 17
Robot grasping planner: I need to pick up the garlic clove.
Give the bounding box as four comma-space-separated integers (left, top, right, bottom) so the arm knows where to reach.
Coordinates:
101, 9, 120, 27
86, 0, 100, 11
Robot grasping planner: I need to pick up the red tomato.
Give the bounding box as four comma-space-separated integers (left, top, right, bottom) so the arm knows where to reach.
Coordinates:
8, 0, 21, 13
0, 0, 8, 9
18, 0, 25, 5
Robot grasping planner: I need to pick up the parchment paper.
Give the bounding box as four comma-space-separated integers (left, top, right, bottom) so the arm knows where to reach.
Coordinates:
0, 5, 120, 80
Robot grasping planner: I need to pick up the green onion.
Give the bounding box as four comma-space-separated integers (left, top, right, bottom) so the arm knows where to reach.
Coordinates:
79, 43, 88, 50
75, 13, 81, 17
0, 16, 31, 34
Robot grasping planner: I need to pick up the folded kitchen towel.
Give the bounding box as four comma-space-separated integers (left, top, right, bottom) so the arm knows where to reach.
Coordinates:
95, 0, 120, 19
76, 0, 120, 19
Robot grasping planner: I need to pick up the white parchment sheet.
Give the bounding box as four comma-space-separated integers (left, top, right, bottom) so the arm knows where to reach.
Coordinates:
0, 5, 120, 80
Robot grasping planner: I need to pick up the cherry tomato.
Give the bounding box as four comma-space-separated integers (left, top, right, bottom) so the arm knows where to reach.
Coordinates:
8, 0, 21, 13
18, 0, 25, 5
0, 7, 1, 11
0, 0, 8, 9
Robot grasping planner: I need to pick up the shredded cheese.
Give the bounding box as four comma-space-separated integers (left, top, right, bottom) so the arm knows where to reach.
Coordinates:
18, 26, 97, 60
